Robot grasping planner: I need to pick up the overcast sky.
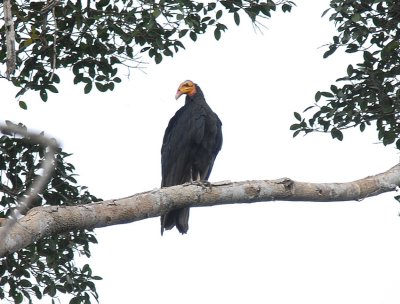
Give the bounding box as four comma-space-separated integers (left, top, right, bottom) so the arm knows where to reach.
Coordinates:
2, 1, 400, 303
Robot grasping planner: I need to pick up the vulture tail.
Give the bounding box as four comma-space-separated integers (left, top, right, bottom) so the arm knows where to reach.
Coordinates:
161, 208, 190, 235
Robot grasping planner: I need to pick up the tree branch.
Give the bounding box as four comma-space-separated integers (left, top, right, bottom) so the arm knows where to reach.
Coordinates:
0, 122, 58, 243
1, 162, 400, 257
3, 0, 16, 78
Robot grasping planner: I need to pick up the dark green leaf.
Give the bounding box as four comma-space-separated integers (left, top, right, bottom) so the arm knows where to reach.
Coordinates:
323, 45, 337, 58
19, 100, 28, 110
290, 123, 300, 130
321, 91, 334, 98
40, 90, 48, 102
47, 85, 59, 93
331, 128, 343, 141
189, 32, 197, 41
84, 83, 92, 94
315, 91, 321, 102
234, 12, 240, 25
321, 8, 331, 18
346, 64, 353, 77
282, 3, 292, 13
155, 53, 162, 64
95, 82, 107, 92
351, 13, 361, 22
19, 279, 32, 288
214, 29, 221, 40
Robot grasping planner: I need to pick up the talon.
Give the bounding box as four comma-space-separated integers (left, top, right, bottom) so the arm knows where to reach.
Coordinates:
191, 180, 212, 190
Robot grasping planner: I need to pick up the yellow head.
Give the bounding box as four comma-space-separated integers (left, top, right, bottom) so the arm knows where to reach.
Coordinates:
175, 80, 197, 100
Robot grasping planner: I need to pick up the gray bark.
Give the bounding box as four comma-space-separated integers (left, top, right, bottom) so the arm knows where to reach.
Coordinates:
1, 163, 400, 257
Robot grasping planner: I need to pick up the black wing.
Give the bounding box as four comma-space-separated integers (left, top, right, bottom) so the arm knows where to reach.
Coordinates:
202, 115, 222, 181
161, 104, 206, 187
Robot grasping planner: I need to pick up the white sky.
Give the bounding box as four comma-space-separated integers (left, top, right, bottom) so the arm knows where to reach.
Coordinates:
2, 1, 400, 303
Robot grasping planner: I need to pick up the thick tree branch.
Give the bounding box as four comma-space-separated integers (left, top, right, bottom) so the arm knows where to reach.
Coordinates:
1, 163, 400, 257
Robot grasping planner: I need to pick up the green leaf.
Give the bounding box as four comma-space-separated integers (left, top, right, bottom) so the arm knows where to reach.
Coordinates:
189, 31, 197, 41
382, 132, 396, 145
346, 64, 353, 77
214, 29, 221, 40
282, 3, 292, 13
40, 90, 48, 102
321, 8, 331, 18
216, 10, 222, 19
323, 45, 337, 58
47, 85, 59, 93
321, 91, 334, 98
351, 13, 361, 22
96, 0, 110, 8
294, 112, 302, 121
84, 83, 92, 94
12, 292, 23, 304
363, 51, 375, 63
304, 105, 314, 112
293, 130, 300, 137
207, 2, 216, 11
95, 82, 107, 92
19, 279, 32, 288
290, 123, 300, 130
153, 8, 161, 18
233, 12, 240, 25
179, 29, 188, 38
19, 100, 27, 110
315, 91, 321, 102
381, 40, 399, 59
331, 128, 343, 141
155, 53, 162, 64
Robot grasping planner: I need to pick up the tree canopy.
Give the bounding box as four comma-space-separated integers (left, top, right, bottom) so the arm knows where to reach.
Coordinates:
0, 122, 101, 303
1, 0, 400, 303
0, 0, 294, 106
291, 0, 400, 150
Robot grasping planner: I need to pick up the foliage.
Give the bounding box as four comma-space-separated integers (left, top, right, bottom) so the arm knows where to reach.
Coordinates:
0, 123, 101, 304
291, 0, 400, 148
0, 0, 295, 105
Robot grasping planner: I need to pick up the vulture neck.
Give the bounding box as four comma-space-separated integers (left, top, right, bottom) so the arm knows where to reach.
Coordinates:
184, 86, 205, 105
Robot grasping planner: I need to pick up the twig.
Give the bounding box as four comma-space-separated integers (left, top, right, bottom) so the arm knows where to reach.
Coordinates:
50, 5, 57, 82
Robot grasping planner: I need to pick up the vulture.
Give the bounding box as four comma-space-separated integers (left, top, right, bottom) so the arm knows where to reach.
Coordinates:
161, 80, 223, 234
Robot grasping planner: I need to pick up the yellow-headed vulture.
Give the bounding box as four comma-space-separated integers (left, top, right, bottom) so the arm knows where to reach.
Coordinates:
161, 80, 223, 234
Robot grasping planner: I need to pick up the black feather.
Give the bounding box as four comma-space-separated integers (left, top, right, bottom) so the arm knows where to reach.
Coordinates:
161, 84, 222, 234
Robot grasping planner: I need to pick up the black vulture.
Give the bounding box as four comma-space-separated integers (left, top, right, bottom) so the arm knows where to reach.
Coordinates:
161, 80, 223, 234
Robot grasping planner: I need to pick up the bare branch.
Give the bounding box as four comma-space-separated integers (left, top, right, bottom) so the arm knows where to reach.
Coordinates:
1, 162, 399, 257
0, 122, 59, 242
3, 0, 16, 78
40, 0, 61, 15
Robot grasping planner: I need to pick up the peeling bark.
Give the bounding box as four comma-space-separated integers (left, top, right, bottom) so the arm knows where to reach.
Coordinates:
1, 163, 400, 257
3, 0, 16, 78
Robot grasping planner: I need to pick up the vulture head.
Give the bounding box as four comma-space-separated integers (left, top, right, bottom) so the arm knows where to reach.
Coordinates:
175, 80, 197, 100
